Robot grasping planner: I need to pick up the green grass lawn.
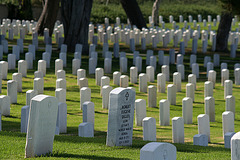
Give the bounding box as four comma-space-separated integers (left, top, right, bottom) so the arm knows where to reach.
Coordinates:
0, 21, 240, 159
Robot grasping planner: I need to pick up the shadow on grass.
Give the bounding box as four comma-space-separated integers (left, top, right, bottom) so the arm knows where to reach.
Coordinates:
54, 130, 107, 143
2, 120, 21, 132
44, 86, 56, 91
174, 143, 229, 153
52, 153, 131, 160
95, 111, 108, 115
0, 130, 26, 138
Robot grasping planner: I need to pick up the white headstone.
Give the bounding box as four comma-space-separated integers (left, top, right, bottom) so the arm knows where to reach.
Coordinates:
226, 95, 235, 118
7, 80, 17, 103
56, 102, 67, 133
172, 117, 184, 143
193, 134, 208, 146
221, 69, 229, 86
78, 122, 94, 137
204, 96, 215, 122
18, 60, 27, 77
80, 87, 91, 110
55, 88, 66, 103
204, 81, 213, 98
77, 69, 86, 85
167, 84, 176, 105
102, 85, 112, 109
148, 85, 157, 108
231, 132, 240, 160
95, 68, 104, 86
197, 114, 210, 142
21, 105, 29, 133
38, 60, 46, 77
55, 59, 63, 75
0, 95, 10, 116
159, 99, 170, 126
25, 95, 58, 158
130, 67, 138, 84
143, 117, 156, 141
33, 78, 44, 94
113, 71, 121, 86
173, 72, 181, 92
26, 90, 37, 106
140, 142, 177, 160
182, 97, 193, 124
135, 99, 146, 126
224, 80, 232, 99
222, 111, 234, 138
139, 73, 148, 93
82, 101, 94, 130
120, 75, 129, 88
12, 73, 22, 92
56, 78, 66, 90
0, 61, 8, 80
106, 88, 135, 146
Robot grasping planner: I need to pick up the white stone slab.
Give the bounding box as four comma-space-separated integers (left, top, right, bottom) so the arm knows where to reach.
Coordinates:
222, 111, 234, 138
140, 142, 176, 160
18, 60, 27, 77
139, 73, 148, 93
25, 95, 58, 158
80, 87, 91, 110
21, 105, 29, 133
197, 114, 210, 142
26, 90, 37, 106
204, 96, 215, 122
143, 117, 156, 141
231, 132, 240, 160
56, 102, 67, 133
33, 78, 44, 94
159, 99, 170, 126
0, 95, 10, 116
7, 80, 17, 104
193, 134, 208, 146
167, 84, 176, 105
182, 97, 193, 124
102, 85, 112, 109
135, 99, 146, 126
172, 117, 184, 143
106, 88, 135, 146
55, 88, 66, 103
78, 122, 94, 137
148, 85, 157, 108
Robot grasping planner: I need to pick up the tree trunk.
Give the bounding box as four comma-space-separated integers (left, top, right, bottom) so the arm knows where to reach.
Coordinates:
18, 0, 33, 20
61, 0, 93, 53
216, 12, 232, 52
120, 0, 147, 29
36, 0, 60, 36
152, 0, 161, 26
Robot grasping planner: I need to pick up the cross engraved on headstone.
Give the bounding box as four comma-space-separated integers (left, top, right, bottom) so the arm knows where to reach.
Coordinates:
125, 92, 129, 101
163, 149, 167, 160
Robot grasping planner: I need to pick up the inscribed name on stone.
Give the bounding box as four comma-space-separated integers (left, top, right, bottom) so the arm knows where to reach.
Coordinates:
106, 87, 135, 147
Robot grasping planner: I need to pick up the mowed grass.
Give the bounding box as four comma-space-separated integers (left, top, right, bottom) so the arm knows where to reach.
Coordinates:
0, 21, 240, 159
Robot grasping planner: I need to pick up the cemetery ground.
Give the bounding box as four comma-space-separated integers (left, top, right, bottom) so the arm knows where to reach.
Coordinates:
0, 22, 239, 159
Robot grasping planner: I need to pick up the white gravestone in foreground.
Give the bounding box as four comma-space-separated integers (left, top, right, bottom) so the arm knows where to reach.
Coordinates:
231, 132, 240, 160
25, 95, 58, 158
140, 142, 177, 160
106, 88, 135, 147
